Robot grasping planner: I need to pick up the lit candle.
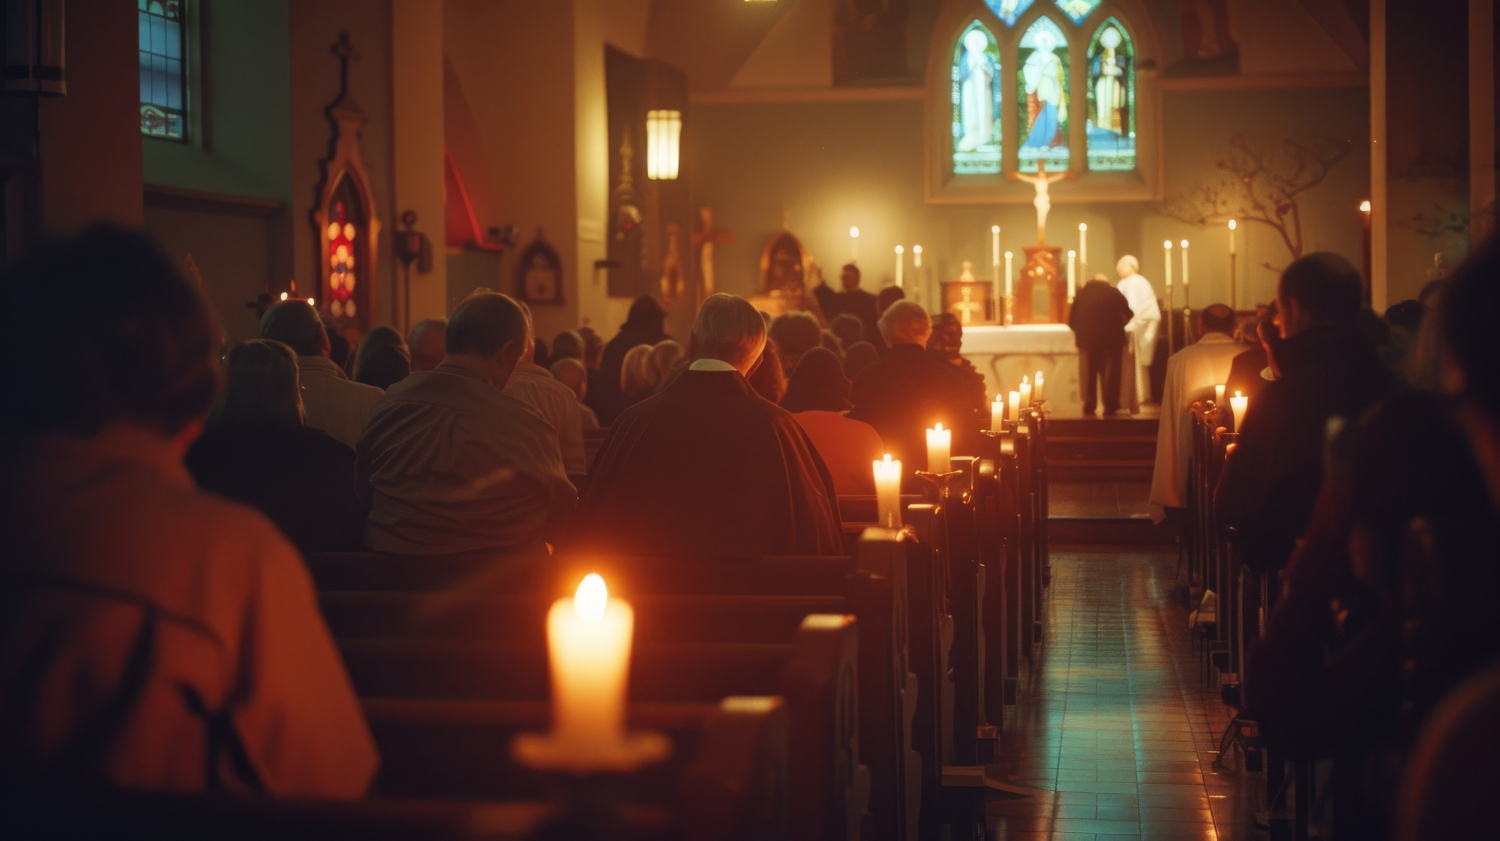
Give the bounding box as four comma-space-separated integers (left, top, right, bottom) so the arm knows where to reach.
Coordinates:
873, 454, 903, 528
1228, 219, 1237, 255
1004, 251, 1014, 299
1034, 370, 1046, 402
895, 245, 904, 288
1230, 390, 1248, 432
926, 422, 951, 473
280, 292, 289, 301
991, 225, 1001, 316
307, 297, 317, 307
1019, 376, 1033, 408
849, 226, 860, 261
1215, 384, 1226, 405
913, 244, 922, 269
545, 574, 633, 757
1008, 390, 1020, 421
1078, 222, 1088, 268
1067, 249, 1077, 301
1180, 239, 1190, 305
991, 399, 1005, 432
1164, 239, 1173, 290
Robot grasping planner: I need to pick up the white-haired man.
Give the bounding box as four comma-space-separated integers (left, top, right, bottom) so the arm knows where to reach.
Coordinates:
578, 294, 842, 557
1116, 255, 1161, 407
847, 301, 982, 474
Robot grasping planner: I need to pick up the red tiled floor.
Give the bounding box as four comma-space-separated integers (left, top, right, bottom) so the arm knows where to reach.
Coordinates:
987, 548, 1264, 840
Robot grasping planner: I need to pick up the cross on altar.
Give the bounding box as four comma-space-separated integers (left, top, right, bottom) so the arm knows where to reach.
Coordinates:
692, 206, 734, 302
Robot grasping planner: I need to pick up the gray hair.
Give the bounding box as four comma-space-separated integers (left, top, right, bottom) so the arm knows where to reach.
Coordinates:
878, 300, 931, 346
691, 294, 767, 368
1117, 255, 1139, 275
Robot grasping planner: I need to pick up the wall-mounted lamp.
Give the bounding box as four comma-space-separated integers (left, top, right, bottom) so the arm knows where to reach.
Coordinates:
646, 110, 682, 180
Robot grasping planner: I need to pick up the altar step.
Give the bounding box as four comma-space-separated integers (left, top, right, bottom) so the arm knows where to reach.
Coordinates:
1045, 416, 1158, 483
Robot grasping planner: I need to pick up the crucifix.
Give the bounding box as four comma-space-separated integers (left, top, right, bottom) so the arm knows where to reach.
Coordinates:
692, 206, 734, 303
953, 287, 985, 325
330, 31, 360, 106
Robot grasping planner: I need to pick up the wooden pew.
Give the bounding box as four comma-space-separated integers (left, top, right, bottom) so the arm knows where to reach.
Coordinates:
310, 531, 919, 841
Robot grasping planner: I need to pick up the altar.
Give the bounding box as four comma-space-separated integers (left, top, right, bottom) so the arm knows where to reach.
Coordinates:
961, 324, 1083, 417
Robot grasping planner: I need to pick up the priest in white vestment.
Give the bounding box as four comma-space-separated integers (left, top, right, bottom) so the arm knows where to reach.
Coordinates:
1148, 304, 1246, 523
1116, 255, 1160, 406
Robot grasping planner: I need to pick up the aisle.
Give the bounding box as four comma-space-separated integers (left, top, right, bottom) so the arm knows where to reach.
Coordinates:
988, 549, 1261, 841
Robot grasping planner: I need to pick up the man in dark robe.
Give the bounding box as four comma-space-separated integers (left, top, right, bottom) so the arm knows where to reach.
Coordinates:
589, 295, 670, 425
848, 301, 983, 474
578, 294, 843, 557
813, 263, 882, 346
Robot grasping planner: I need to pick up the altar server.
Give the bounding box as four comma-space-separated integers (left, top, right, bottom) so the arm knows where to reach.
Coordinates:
1116, 255, 1161, 407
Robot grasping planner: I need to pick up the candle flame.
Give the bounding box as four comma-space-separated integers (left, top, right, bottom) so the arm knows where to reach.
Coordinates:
1164, 240, 1173, 249
575, 573, 608, 624
279, 292, 289, 301
1004, 250, 1012, 259
1228, 219, 1238, 230
1359, 200, 1371, 213
933, 422, 943, 432
991, 225, 1000, 233
883, 453, 892, 465
1079, 222, 1088, 232
1022, 375, 1029, 385
1036, 371, 1044, 382
849, 226, 860, 239
895, 245, 904, 254
1235, 390, 1242, 398
1181, 239, 1189, 248
307, 298, 316, 307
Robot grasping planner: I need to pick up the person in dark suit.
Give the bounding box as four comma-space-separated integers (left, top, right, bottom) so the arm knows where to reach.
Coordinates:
590, 295, 670, 425
813, 263, 881, 346
1067, 275, 1134, 416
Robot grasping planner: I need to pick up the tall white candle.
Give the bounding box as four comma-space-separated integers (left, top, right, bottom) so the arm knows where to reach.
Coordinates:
1228, 220, 1237, 255
1008, 390, 1020, 421
912, 244, 922, 269
895, 245, 904, 288
1019, 376, 1033, 408
925, 423, 951, 473
1078, 222, 1088, 267
546, 574, 632, 755
991, 399, 1005, 432
1215, 384, 1226, 405
1034, 370, 1046, 402
991, 225, 1001, 317
873, 454, 903, 528
849, 226, 860, 261
1067, 249, 1077, 301
1164, 239, 1173, 289
1004, 251, 1014, 298
1180, 239, 1190, 305
1230, 390, 1248, 431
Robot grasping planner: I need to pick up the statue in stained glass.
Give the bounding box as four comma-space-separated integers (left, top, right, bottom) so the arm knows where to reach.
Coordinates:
1086, 21, 1136, 171
1018, 18, 1069, 170
951, 23, 1002, 175
985, 0, 1034, 27
1054, 0, 1101, 26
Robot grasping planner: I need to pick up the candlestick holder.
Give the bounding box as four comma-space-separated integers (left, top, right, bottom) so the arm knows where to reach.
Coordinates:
519, 764, 663, 841
914, 469, 969, 505
513, 730, 671, 775
1003, 294, 1016, 326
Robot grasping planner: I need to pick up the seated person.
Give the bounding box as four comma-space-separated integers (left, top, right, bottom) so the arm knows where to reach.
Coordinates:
406, 317, 448, 372
769, 311, 822, 377
186, 339, 365, 553
260, 300, 383, 448
926, 313, 988, 415
551, 358, 600, 430
578, 294, 843, 557
357, 292, 577, 557
503, 306, 586, 480
646, 339, 686, 395
781, 347, 884, 495
0, 224, 375, 795
352, 326, 412, 391
1147, 304, 1245, 522
848, 301, 980, 473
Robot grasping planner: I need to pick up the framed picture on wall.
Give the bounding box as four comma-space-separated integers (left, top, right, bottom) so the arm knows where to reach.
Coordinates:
515, 234, 563, 305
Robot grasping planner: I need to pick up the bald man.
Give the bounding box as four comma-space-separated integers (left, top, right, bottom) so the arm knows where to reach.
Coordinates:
406, 318, 449, 373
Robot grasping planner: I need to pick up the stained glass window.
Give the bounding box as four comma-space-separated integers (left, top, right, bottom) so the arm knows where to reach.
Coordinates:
326, 184, 363, 320
138, 1, 186, 140
1054, 0, 1101, 25
951, 22, 1003, 175
1086, 19, 1135, 171
1017, 17, 1069, 172
985, 0, 1034, 27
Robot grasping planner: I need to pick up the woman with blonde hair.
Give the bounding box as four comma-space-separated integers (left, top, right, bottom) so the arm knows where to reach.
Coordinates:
619, 343, 655, 405
646, 339, 685, 394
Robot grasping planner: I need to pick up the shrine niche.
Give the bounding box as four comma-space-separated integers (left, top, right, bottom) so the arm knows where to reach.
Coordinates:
514, 233, 564, 305
1016, 245, 1066, 323
312, 32, 380, 333
758, 229, 816, 312
941, 262, 997, 325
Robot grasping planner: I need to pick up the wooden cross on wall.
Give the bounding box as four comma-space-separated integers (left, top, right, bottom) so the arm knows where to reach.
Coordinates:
692, 206, 734, 304
331, 31, 360, 107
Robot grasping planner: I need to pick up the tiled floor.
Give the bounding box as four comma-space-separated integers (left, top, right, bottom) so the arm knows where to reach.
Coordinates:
1048, 482, 1154, 520
987, 548, 1263, 841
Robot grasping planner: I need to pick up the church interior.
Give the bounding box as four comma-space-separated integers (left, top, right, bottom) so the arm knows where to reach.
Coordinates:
1, 1, 1497, 839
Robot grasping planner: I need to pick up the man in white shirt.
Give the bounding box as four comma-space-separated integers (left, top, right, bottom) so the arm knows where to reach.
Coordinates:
260, 301, 383, 448
504, 316, 586, 481
1116, 255, 1161, 408
1148, 304, 1245, 522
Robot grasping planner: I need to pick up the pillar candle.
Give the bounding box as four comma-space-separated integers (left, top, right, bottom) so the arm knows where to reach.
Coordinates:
873, 455, 903, 528
1019, 376, 1033, 407
1067, 249, 1077, 300
1215, 384, 1226, 405
925, 423, 951, 473
1004, 251, 1014, 298
1164, 240, 1173, 289
991, 225, 1001, 316
849, 226, 860, 261
1078, 222, 1088, 267
991, 399, 1005, 432
1180, 239, 1190, 304
1008, 390, 1020, 421
895, 245, 904, 288
547, 574, 632, 755
1035, 371, 1046, 402
1230, 390, 1248, 431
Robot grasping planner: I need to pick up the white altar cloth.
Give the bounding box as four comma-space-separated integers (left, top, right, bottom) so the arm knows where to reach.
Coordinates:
961, 324, 1084, 417
961, 324, 1078, 355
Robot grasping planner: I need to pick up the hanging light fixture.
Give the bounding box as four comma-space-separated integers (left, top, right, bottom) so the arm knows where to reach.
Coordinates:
646, 110, 682, 180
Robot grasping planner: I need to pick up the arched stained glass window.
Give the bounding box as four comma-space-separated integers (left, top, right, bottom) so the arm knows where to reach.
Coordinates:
1054, 0, 1101, 26
985, 0, 1034, 27
1018, 17, 1069, 172
1086, 19, 1135, 171
951, 22, 1003, 175
139, 0, 187, 140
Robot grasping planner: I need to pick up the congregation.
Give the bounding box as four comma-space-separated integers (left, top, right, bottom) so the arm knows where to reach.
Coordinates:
2, 219, 1498, 841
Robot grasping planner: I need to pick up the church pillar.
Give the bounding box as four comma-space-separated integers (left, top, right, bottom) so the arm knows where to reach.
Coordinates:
1471, 0, 1496, 244
573, 0, 614, 339
391, 0, 448, 324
